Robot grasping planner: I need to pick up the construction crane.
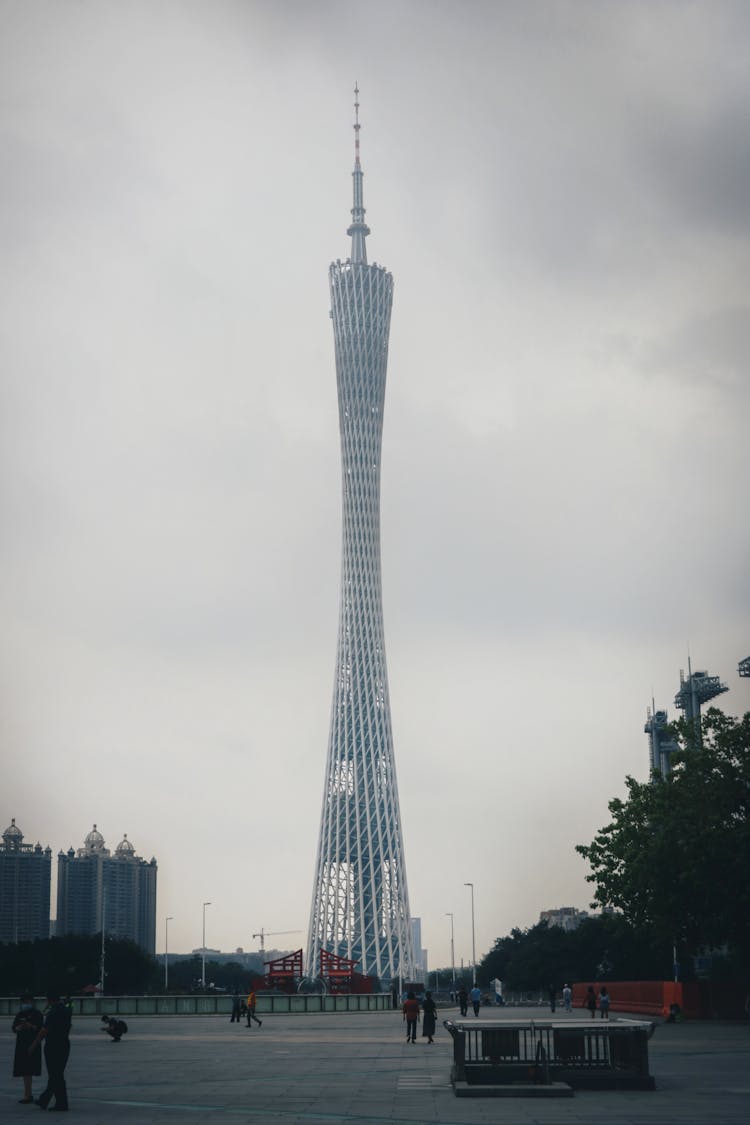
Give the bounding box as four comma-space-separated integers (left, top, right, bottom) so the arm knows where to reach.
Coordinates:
252, 928, 301, 954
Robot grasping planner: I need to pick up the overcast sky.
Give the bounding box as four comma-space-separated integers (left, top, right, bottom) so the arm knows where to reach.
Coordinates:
2, 0, 749, 974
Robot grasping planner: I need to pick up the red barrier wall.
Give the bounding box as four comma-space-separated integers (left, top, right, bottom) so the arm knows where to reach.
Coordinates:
571, 980, 701, 1018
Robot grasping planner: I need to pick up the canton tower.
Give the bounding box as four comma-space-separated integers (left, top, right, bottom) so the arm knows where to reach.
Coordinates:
307, 89, 415, 983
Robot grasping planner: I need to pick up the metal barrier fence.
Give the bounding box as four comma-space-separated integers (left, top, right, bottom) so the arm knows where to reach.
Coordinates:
571, 979, 701, 1018
444, 1018, 656, 1090
0, 993, 392, 1017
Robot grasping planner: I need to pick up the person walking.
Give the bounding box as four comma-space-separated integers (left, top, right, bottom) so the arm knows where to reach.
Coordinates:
470, 985, 482, 1017
422, 991, 437, 1044
402, 991, 420, 1043
457, 985, 468, 1017
599, 986, 610, 1020
246, 989, 262, 1028
11, 994, 43, 1104
548, 984, 557, 1013
585, 986, 597, 1018
562, 984, 572, 1012
29, 990, 72, 1111
230, 992, 242, 1023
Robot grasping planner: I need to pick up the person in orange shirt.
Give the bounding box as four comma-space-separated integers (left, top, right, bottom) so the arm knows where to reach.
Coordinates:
402, 991, 420, 1043
246, 990, 262, 1029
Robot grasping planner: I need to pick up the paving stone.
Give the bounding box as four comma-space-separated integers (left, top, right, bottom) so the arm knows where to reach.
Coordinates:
1, 1004, 748, 1122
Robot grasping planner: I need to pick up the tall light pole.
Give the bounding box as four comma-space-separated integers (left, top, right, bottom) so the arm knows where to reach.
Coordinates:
201, 902, 211, 989
445, 912, 456, 992
99, 887, 106, 996
165, 916, 173, 991
464, 883, 476, 986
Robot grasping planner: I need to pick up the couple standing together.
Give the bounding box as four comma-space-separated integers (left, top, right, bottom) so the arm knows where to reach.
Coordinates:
12, 990, 71, 1111
402, 990, 437, 1043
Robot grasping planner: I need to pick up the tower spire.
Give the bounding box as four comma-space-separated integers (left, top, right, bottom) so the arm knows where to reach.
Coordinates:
347, 82, 370, 263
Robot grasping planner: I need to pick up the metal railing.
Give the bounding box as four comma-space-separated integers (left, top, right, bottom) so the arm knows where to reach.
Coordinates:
444, 1018, 655, 1089
0, 992, 392, 1017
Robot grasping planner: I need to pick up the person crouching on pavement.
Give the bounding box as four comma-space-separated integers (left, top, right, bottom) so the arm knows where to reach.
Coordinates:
101, 1015, 128, 1041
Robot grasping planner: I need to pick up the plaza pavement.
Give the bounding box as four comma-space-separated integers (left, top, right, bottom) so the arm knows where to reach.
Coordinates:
2, 1004, 748, 1125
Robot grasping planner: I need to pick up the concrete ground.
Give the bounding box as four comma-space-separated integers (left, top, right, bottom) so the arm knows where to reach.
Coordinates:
1, 1004, 748, 1124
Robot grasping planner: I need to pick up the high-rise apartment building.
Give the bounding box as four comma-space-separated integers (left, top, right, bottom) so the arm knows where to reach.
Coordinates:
56, 825, 157, 954
0, 818, 51, 943
307, 91, 414, 983
539, 906, 590, 932
410, 917, 429, 981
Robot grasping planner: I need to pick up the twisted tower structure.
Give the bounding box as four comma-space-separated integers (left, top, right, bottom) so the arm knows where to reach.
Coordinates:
307, 90, 414, 983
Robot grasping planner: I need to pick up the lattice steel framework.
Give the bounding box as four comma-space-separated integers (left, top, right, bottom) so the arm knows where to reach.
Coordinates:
307, 90, 414, 983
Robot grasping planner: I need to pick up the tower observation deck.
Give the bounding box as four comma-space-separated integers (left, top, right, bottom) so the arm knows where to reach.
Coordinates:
307, 90, 415, 983
674, 662, 728, 742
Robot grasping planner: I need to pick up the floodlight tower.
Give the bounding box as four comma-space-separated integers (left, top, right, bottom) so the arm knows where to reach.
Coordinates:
644, 706, 680, 777
674, 659, 728, 743
307, 88, 415, 984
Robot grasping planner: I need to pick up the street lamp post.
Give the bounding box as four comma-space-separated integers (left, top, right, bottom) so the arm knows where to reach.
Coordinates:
464, 883, 476, 986
99, 887, 106, 996
445, 912, 456, 992
165, 916, 173, 991
201, 902, 211, 989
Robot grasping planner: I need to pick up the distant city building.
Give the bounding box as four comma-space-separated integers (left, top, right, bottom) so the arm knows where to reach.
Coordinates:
738, 656, 749, 678
0, 818, 52, 943
187, 948, 266, 970
56, 825, 157, 954
539, 907, 589, 932
411, 918, 421, 961
410, 918, 428, 981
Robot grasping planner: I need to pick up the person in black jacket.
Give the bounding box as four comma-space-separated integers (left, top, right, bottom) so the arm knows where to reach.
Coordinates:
422, 991, 437, 1044
29, 990, 72, 1111
11, 994, 43, 1104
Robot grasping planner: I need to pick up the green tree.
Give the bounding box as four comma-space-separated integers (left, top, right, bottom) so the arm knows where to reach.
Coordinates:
0, 935, 160, 996
159, 956, 260, 993
576, 709, 750, 958
478, 914, 682, 991
103, 938, 159, 994
479, 922, 576, 991
162, 956, 205, 992
569, 914, 674, 981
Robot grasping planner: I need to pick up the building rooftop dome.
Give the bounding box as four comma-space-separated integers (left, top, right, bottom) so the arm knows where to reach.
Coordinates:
115, 834, 136, 857
84, 824, 106, 852
2, 817, 24, 847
